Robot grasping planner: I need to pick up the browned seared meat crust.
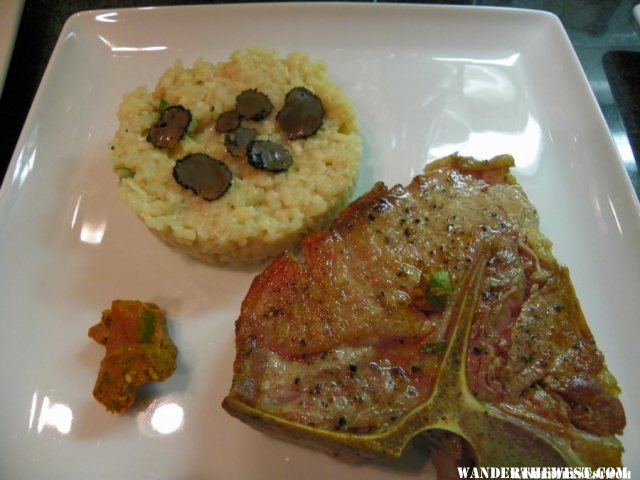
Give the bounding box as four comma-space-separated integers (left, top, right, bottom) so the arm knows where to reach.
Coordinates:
223, 154, 625, 470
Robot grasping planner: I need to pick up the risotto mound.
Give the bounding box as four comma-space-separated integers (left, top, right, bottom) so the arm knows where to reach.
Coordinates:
110, 48, 361, 265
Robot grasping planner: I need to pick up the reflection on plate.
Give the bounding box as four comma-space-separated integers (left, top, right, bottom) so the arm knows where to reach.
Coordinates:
0, 4, 638, 478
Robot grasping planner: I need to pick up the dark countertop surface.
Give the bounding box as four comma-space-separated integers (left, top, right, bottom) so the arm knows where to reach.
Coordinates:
1, 0, 639, 199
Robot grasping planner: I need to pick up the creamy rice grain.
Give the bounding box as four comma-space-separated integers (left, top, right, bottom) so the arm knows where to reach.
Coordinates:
110, 48, 361, 265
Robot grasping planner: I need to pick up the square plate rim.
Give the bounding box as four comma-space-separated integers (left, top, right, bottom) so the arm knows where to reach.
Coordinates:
1, 3, 638, 477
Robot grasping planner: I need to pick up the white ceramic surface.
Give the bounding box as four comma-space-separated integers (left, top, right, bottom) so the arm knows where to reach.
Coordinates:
1, 4, 638, 478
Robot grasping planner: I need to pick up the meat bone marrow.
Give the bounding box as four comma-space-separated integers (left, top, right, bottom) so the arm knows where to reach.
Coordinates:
222, 154, 625, 474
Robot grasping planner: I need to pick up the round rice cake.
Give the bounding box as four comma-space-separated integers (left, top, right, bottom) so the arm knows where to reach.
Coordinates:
110, 47, 361, 265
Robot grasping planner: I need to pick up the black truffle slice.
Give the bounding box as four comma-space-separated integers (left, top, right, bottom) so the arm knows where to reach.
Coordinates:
247, 140, 293, 172
147, 105, 192, 148
215, 109, 241, 133
172, 153, 232, 201
224, 126, 258, 157
276, 87, 324, 140
236, 89, 273, 121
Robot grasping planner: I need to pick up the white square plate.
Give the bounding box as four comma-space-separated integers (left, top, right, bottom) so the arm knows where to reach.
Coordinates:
1, 4, 638, 478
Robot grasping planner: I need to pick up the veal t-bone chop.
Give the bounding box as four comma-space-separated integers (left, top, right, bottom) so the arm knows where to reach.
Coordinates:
222, 154, 625, 475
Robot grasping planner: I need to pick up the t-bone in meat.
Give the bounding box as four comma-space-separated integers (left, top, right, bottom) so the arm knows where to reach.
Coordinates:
223, 154, 625, 475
